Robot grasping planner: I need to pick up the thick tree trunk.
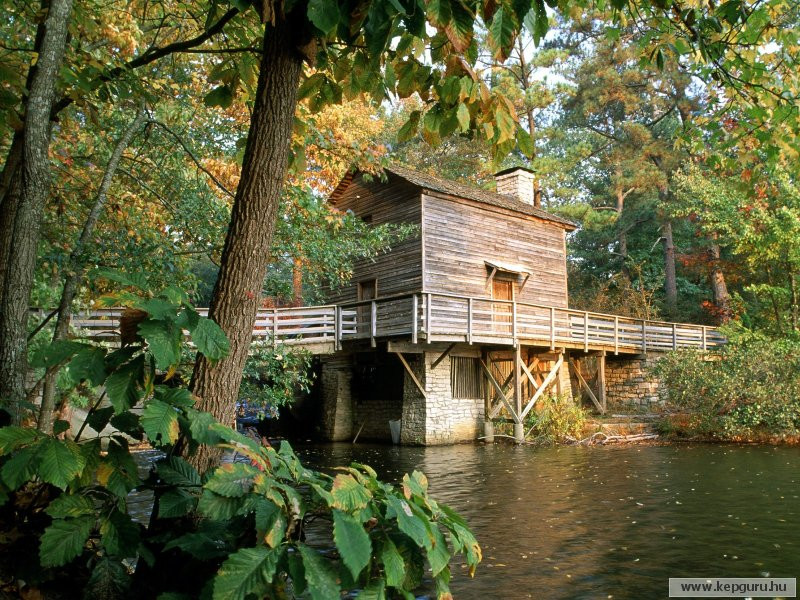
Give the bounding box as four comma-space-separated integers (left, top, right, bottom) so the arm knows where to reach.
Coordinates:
662, 220, 678, 317
0, 0, 74, 423
708, 239, 731, 324
37, 108, 146, 434
188, 24, 304, 472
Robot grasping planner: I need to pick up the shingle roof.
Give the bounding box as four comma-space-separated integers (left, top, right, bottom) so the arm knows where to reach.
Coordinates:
385, 164, 577, 229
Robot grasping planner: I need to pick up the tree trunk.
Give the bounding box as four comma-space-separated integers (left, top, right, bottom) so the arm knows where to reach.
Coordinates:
662, 220, 678, 317
292, 257, 304, 307
188, 24, 304, 472
0, 0, 74, 424
708, 238, 731, 324
37, 107, 146, 434
615, 183, 628, 275
790, 270, 799, 333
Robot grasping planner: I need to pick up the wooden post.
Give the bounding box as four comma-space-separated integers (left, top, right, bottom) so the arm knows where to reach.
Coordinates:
467, 297, 473, 344
672, 323, 677, 350
614, 316, 619, 355
513, 345, 524, 442
549, 306, 555, 351
702, 326, 707, 351
426, 293, 432, 343
641, 320, 648, 354
411, 294, 418, 345
584, 311, 589, 352
483, 350, 494, 442
272, 308, 278, 349
598, 351, 607, 414
334, 305, 341, 351
512, 300, 518, 347
370, 300, 377, 348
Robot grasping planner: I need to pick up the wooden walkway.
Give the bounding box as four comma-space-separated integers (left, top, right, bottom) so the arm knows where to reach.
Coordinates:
61, 292, 724, 355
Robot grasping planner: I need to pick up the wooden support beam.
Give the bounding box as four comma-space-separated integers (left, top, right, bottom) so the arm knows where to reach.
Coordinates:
569, 357, 603, 414
512, 301, 518, 347
549, 306, 555, 351
431, 342, 457, 369
411, 294, 418, 345
426, 293, 432, 343
598, 351, 606, 414
395, 352, 426, 399
467, 297, 473, 344
480, 359, 519, 422
584, 311, 589, 352
641, 320, 648, 354
370, 300, 377, 348
672, 323, 677, 350
514, 345, 522, 423
702, 325, 707, 351
613, 316, 619, 355
520, 353, 563, 420
334, 305, 341, 351
272, 308, 278, 349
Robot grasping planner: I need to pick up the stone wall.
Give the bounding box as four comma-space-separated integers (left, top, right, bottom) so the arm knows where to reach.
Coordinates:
605, 355, 662, 409
319, 355, 353, 441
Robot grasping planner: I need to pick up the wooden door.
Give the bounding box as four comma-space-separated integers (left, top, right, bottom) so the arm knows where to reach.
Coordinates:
492, 278, 513, 334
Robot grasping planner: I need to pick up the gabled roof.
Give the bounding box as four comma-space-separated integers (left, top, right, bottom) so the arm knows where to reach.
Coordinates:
329, 164, 577, 230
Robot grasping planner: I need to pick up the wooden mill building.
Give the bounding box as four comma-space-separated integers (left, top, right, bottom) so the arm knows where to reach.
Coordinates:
73, 165, 724, 445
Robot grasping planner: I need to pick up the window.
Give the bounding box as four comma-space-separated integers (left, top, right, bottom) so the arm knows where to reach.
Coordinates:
357, 278, 377, 301
451, 357, 484, 399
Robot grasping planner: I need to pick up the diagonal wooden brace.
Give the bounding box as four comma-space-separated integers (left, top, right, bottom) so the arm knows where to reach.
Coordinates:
395, 352, 426, 399
520, 354, 563, 420
569, 357, 603, 414
480, 359, 519, 422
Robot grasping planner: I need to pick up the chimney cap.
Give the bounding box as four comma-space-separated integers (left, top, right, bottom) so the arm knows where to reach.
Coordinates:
494, 165, 535, 177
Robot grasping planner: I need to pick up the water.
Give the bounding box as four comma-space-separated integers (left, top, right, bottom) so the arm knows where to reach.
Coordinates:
295, 442, 800, 599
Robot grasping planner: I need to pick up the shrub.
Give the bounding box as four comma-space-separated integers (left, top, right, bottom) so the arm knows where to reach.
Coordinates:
524, 394, 588, 444
0, 287, 480, 598
652, 327, 800, 440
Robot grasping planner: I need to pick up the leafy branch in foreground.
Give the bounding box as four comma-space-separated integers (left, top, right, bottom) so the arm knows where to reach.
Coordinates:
0, 287, 480, 598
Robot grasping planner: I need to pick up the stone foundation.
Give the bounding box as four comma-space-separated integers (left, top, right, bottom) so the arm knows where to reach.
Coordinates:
604, 355, 662, 409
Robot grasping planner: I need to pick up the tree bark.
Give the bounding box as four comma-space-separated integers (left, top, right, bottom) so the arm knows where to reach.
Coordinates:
0, 0, 74, 423
708, 238, 731, 323
37, 107, 146, 434
790, 270, 799, 333
188, 23, 304, 472
662, 220, 678, 317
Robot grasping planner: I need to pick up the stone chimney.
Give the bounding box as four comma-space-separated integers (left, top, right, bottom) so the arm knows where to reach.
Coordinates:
494, 166, 535, 205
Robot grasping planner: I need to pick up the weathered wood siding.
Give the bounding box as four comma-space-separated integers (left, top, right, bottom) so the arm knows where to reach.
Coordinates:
325, 173, 422, 303
422, 192, 569, 307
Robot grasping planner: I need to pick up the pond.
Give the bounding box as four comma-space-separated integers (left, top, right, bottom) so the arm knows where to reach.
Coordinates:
295, 442, 800, 599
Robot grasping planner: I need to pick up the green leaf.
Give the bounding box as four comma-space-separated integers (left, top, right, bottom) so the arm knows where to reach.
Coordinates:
163, 529, 229, 560
0, 426, 41, 453
213, 546, 284, 600
456, 102, 470, 132
204, 85, 234, 108
333, 510, 371, 580
191, 317, 229, 362
39, 515, 94, 567
140, 298, 179, 320
158, 489, 197, 518
331, 474, 372, 511
1, 446, 39, 489
357, 578, 386, 600
488, 5, 517, 61
30, 340, 87, 369
197, 489, 244, 520
298, 544, 340, 600
105, 355, 144, 413
141, 399, 180, 445
205, 462, 256, 498
427, 525, 450, 576
38, 438, 86, 490
396, 110, 421, 142
387, 496, 430, 549
100, 509, 140, 558
155, 386, 195, 408
517, 127, 535, 158
522, 0, 549, 45
307, 0, 341, 35
109, 412, 142, 439
52, 419, 71, 435
380, 539, 405, 588
46, 494, 95, 518
85, 557, 131, 599
138, 319, 181, 370
66, 346, 108, 386
157, 456, 201, 487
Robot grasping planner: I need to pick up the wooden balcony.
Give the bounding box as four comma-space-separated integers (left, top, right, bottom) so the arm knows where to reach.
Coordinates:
59, 292, 724, 355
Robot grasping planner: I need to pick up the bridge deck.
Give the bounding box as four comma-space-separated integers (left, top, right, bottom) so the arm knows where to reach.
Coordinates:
61, 292, 724, 355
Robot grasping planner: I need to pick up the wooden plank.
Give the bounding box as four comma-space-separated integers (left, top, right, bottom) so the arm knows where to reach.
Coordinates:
480, 359, 518, 421
394, 352, 426, 399
569, 357, 603, 414
514, 345, 522, 423
370, 300, 377, 348
467, 297, 473, 344
411, 294, 418, 344
584, 311, 589, 352
598, 351, 606, 413
550, 306, 555, 350
431, 342, 457, 369
520, 353, 563, 420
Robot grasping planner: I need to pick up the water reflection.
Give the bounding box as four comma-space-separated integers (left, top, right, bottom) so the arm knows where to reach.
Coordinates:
295, 443, 800, 599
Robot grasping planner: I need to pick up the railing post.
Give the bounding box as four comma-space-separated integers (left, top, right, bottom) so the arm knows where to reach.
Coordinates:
641, 320, 647, 354
614, 316, 619, 355
672, 323, 677, 350
549, 306, 555, 351
467, 297, 473, 344
702, 326, 707, 351
272, 308, 278, 349
370, 300, 377, 348
583, 311, 589, 352
411, 294, 418, 345
426, 293, 432, 343
334, 305, 341, 351
512, 300, 518, 347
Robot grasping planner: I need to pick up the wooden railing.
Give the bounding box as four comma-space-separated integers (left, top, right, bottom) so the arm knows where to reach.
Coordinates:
337, 292, 725, 353
49, 292, 724, 353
